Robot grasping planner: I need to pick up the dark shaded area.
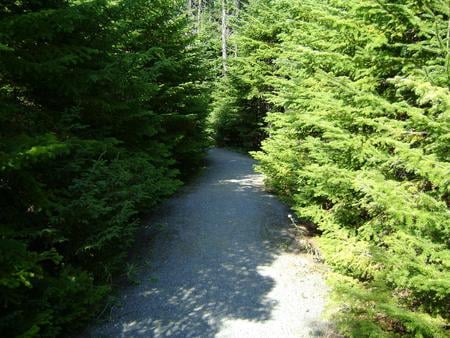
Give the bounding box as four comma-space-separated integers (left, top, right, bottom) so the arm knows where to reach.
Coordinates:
0, 1, 209, 336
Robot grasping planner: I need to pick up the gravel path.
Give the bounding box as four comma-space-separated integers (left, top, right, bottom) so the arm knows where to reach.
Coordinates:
86, 148, 330, 338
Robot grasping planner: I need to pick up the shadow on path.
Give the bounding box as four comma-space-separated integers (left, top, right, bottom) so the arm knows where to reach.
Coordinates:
86, 148, 318, 338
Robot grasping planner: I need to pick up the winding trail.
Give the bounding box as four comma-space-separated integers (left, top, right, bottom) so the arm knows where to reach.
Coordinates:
87, 148, 330, 337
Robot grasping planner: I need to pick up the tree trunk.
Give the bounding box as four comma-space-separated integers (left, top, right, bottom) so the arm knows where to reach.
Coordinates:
447, 1, 450, 86
233, 0, 240, 57
221, 0, 228, 74
197, 0, 202, 33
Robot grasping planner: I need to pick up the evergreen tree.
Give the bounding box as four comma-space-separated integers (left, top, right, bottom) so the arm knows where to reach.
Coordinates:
214, 0, 450, 335
0, 0, 209, 336
210, 0, 279, 149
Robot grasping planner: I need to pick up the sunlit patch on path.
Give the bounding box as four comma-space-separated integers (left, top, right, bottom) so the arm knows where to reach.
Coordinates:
85, 148, 331, 338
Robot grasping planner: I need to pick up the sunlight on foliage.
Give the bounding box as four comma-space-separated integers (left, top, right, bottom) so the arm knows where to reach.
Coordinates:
213, 0, 450, 336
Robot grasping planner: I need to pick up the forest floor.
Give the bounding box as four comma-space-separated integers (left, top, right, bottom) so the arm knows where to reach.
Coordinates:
85, 148, 333, 337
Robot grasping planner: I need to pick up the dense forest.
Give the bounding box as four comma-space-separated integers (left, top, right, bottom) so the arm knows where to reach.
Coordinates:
0, 0, 209, 336
1, 0, 449, 337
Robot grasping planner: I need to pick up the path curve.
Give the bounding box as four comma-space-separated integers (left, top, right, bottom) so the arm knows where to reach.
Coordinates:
87, 148, 329, 337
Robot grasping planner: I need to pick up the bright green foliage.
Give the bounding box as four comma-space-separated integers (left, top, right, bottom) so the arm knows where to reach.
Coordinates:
0, 0, 208, 336
215, 0, 450, 335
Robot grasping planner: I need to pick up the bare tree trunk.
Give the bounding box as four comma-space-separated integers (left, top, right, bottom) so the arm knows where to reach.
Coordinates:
187, 0, 192, 13
233, 0, 240, 57
447, 1, 450, 86
197, 0, 202, 33
221, 0, 228, 74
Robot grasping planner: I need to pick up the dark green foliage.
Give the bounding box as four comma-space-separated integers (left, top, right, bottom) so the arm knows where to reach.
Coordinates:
210, 0, 280, 149
214, 0, 450, 335
0, 0, 208, 336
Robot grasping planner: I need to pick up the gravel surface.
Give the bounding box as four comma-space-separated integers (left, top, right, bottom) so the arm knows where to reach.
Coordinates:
85, 148, 331, 338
